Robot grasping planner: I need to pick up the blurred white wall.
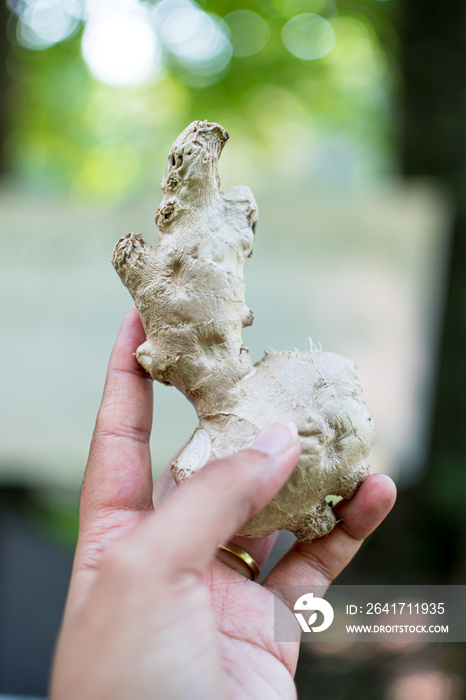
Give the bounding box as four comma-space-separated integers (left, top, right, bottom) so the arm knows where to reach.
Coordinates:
0, 178, 451, 490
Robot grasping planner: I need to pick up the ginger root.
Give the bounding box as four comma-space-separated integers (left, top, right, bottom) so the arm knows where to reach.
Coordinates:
112, 120, 374, 542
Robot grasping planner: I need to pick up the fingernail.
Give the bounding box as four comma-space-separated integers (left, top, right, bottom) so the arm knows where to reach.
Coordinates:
249, 422, 299, 456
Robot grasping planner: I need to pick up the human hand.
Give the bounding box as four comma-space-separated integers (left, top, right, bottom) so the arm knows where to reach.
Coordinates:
50, 308, 396, 700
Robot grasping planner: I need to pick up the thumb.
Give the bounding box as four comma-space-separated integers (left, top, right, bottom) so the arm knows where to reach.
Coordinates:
129, 423, 300, 579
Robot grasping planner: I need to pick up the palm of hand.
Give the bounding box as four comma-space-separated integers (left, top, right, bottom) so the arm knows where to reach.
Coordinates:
51, 310, 395, 700
66, 506, 299, 700
208, 565, 299, 700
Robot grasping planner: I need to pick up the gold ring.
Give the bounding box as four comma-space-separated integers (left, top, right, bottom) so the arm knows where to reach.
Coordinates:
217, 543, 261, 583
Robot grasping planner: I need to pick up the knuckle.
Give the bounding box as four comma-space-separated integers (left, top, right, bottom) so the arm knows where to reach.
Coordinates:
93, 422, 150, 445
100, 540, 142, 580
297, 546, 336, 583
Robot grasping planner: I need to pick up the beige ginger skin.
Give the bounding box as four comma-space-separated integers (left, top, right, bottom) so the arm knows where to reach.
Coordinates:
112, 120, 375, 542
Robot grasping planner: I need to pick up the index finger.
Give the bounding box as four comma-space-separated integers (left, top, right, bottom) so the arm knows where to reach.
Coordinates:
64, 309, 155, 619
81, 307, 154, 522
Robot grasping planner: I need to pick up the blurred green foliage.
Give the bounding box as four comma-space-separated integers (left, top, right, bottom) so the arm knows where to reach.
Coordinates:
4, 0, 397, 201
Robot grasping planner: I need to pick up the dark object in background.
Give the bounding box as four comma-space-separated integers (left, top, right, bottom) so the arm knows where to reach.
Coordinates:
0, 488, 73, 697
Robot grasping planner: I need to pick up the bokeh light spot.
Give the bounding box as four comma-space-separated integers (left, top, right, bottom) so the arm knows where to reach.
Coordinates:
16, 0, 82, 50
153, 0, 232, 84
82, 4, 163, 87
327, 16, 386, 86
387, 670, 463, 700
282, 13, 335, 61
224, 10, 270, 58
